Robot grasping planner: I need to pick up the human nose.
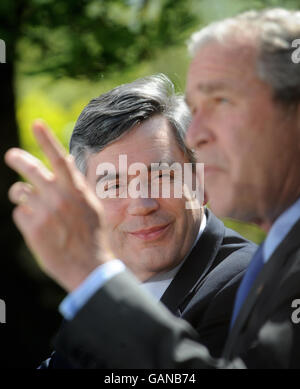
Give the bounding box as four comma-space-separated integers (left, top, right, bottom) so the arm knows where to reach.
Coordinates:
127, 197, 159, 216
185, 110, 214, 151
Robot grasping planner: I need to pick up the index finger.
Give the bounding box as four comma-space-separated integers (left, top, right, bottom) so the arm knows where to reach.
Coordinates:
33, 120, 73, 183
4, 148, 54, 190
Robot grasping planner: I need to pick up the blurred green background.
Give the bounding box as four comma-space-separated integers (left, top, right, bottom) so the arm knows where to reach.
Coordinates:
1, 0, 298, 368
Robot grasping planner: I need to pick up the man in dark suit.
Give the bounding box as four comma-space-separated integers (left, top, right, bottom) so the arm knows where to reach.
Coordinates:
38, 75, 255, 368
43, 208, 254, 368
6, 8, 300, 369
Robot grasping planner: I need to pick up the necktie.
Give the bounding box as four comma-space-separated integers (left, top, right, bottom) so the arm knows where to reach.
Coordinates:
230, 244, 265, 329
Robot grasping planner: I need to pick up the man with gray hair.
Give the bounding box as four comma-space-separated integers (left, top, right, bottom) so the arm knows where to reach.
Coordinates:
5, 8, 300, 369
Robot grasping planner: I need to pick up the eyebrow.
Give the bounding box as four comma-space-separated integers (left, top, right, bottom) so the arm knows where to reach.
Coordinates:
185, 80, 234, 105
195, 81, 231, 93
95, 159, 180, 183
96, 172, 119, 184
151, 160, 180, 171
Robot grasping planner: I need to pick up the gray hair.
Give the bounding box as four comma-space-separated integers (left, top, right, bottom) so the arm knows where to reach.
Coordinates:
188, 8, 300, 103
70, 74, 194, 173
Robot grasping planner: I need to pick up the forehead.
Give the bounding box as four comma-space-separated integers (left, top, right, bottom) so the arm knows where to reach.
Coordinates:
86, 115, 187, 175
186, 42, 258, 99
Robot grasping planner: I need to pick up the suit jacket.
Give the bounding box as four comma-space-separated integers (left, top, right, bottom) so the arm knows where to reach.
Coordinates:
45, 209, 257, 368
222, 217, 300, 368
159, 209, 256, 357
53, 215, 300, 368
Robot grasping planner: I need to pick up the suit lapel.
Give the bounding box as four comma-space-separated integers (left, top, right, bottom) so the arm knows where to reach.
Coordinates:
224, 218, 300, 358
160, 209, 225, 315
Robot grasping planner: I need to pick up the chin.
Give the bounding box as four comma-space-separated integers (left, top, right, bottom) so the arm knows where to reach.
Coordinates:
208, 184, 261, 223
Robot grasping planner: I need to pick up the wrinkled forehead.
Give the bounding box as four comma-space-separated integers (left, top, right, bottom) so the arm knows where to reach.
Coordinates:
186, 41, 259, 98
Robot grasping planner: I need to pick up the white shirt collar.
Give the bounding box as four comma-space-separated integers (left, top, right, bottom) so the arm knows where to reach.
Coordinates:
263, 197, 300, 263
141, 212, 207, 301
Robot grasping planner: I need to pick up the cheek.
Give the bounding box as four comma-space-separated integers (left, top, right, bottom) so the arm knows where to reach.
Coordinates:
230, 131, 261, 178
159, 198, 188, 230
217, 116, 255, 175
160, 197, 182, 215
102, 200, 126, 232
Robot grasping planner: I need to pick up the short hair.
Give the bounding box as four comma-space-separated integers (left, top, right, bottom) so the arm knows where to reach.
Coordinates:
188, 8, 300, 104
70, 74, 194, 173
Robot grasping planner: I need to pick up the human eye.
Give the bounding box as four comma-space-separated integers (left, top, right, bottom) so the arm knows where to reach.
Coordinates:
154, 170, 175, 181
104, 181, 120, 192
159, 170, 171, 178
214, 95, 230, 104
109, 183, 120, 190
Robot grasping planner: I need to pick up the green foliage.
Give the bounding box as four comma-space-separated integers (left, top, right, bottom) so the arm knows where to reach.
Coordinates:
223, 218, 266, 244
13, 0, 201, 78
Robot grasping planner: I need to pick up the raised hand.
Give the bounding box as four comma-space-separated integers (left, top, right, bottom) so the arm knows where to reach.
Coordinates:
4, 120, 114, 291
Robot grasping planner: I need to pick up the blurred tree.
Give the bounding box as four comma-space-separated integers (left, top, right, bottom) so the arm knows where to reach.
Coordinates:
16, 0, 199, 77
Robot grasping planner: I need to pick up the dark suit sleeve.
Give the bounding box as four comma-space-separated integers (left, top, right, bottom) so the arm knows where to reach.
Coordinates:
185, 270, 246, 359
53, 266, 300, 369
54, 270, 245, 369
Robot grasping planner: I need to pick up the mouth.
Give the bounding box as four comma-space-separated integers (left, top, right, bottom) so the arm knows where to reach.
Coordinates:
129, 223, 171, 242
